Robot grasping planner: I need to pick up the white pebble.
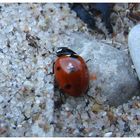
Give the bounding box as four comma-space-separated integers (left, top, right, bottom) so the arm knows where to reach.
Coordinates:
104, 132, 112, 137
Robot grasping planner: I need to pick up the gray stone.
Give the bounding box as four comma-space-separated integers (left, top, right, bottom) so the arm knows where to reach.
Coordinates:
69, 33, 140, 106
128, 24, 140, 81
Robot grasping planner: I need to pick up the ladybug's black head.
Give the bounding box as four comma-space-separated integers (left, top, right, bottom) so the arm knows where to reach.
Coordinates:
56, 47, 77, 57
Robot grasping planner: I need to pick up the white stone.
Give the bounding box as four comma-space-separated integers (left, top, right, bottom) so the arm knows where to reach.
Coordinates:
23, 80, 34, 90
104, 132, 113, 137
128, 24, 140, 80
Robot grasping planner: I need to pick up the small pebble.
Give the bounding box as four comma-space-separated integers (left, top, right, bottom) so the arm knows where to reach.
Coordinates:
91, 103, 102, 113
104, 132, 113, 137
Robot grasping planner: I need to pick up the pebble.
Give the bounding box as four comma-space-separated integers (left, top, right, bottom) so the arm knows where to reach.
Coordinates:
104, 132, 113, 137
81, 112, 89, 120
0, 119, 9, 136
91, 103, 103, 113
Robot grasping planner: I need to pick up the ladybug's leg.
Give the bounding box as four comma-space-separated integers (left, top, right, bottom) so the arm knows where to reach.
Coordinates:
46, 72, 54, 75
54, 96, 63, 109
86, 85, 90, 93
54, 86, 64, 109
59, 92, 64, 103
85, 85, 95, 101
86, 94, 95, 101
54, 79, 58, 91
86, 59, 91, 63
52, 61, 55, 74
59, 89, 67, 103
54, 91, 65, 109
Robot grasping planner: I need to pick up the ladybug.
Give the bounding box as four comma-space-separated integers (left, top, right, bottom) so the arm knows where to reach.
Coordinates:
54, 47, 89, 96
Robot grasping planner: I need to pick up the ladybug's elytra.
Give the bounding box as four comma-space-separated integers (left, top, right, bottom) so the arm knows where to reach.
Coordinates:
54, 47, 89, 96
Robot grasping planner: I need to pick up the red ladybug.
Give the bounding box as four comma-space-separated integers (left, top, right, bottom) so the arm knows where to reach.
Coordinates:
54, 47, 89, 96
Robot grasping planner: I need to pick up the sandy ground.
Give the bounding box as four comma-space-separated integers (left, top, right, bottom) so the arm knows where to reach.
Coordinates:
0, 3, 140, 137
